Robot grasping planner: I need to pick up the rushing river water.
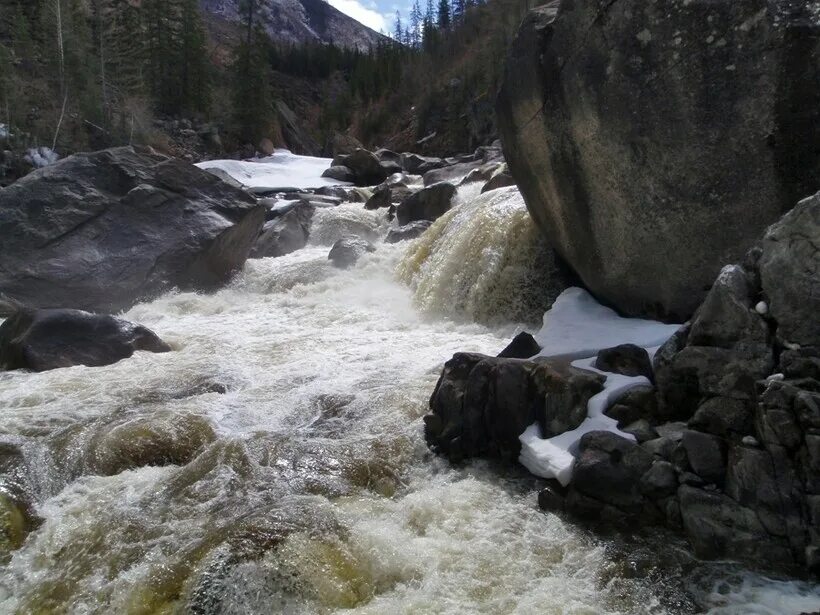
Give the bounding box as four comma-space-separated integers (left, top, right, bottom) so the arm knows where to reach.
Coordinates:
0, 189, 818, 614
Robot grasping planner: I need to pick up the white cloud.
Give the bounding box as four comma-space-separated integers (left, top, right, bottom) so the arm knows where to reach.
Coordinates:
327, 0, 388, 32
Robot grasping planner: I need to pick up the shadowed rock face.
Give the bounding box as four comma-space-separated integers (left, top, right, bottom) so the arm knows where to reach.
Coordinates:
0, 308, 171, 372
0, 146, 266, 313
497, 0, 820, 320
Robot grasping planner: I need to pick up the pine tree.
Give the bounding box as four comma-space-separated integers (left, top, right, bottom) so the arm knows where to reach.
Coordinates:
393, 10, 402, 42
437, 0, 450, 29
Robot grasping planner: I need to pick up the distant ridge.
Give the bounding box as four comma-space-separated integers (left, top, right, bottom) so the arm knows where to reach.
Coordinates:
199, 0, 388, 50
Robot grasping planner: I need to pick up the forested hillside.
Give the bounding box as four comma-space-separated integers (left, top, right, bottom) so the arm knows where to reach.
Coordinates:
0, 0, 537, 184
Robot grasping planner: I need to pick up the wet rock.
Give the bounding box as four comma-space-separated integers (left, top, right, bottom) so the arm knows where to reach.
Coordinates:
496, 2, 820, 320
0, 306, 171, 372
688, 397, 753, 438
681, 430, 726, 487
604, 385, 657, 427
328, 237, 376, 269
537, 483, 566, 512
424, 161, 498, 187
251, 202, 315, 259
364, 184, 391, 210
0, 147, 266, 314
338, 149, 389, 187
534, 363, 604, 438
396, 183, 457, 225
497, 332, 541, 359
570, 431, 654, 514
642, 436, 677, 461
639, 460, 678, 500
481, 171, 516, 193
321, 165, 355, 183
595, 344, 653, 380
374, 148, 401, 165
425, 353, 603, 462
621, 420, 658, 444
400, 153, 445, 175
384, 220, 432, 244
759, 192, 820, 347
86, 412, 217, 476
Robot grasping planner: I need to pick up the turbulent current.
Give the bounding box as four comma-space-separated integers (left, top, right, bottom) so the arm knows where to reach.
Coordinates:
0, 189, 818, 614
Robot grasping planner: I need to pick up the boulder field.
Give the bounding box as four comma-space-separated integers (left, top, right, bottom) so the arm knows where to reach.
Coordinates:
425, 192, 820, 573
497, 0, 820, 320
0, 146, 266, 314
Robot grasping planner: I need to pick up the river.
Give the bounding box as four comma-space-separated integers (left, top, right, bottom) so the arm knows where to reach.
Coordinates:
0, 186, 817, 614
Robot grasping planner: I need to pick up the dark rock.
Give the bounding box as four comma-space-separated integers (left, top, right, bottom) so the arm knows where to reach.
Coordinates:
534, 363, 604, 438
0, 306, 171, 372
400, 153, 445, 175
605, 385, 658, 426
327, 236, 376, 269
681, 430, 727, 487
538, 483, 566, 512
689, 397, 754, 437
321, 165, 355, 183
497, 2, 820, 320
380, 160, 403, 176
344, 149, 390, 186
374, 148, 401, 165
364, 184, 392, 210
595, 344, 653, 380
571, 431, 654, 513
0, 147, 265, 313
497, 332, 541, 359
678, 485, 793, 565
642, 436, 677, 461
384, 221, 433, 244
396, 183, 457, 225
481, 171, 516, 193
759, 193, 820, 347
621, 420, 658, 444
639, 461, 678, 500
780, 348, 820, 380
426, 354, 603, 462
250, 202, 315, 259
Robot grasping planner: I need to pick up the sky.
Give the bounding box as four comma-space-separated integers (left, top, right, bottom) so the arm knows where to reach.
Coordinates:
327, 0, 413, 34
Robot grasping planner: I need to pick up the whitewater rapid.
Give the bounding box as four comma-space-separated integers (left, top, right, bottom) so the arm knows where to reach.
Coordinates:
0, 192, 818, 613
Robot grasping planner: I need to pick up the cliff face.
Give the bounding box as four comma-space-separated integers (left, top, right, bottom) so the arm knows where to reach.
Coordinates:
497, 0, 820, 321
199, 0, 387, 51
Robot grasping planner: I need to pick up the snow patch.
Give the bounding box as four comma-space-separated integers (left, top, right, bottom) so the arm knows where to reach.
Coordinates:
196, 149, 348, 191
534, 288, 681, 361
0, 124, 8, 139
519, 359, 650, 486
518, 288, 682, 485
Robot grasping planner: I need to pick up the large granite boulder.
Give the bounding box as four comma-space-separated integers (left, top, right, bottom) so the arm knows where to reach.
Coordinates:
0, 147, 265, 313
497, 1, 820, 320
0, 304, 171, 372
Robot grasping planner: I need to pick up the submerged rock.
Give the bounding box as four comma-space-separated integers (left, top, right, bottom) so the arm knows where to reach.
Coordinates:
0, 305, 171, 372
0, 146, 265, 313
497, 1, 820, 320
328, 237, 376, 269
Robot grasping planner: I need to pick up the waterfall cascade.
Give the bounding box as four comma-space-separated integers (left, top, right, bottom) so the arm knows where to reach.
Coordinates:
398, 185, 567, 326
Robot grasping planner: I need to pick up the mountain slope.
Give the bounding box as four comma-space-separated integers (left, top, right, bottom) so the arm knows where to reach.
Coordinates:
199, 0, 387, 50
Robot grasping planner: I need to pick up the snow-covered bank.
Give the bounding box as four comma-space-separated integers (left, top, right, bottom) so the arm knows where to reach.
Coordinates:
196, 149, 346, 191
519, 288, 681, 485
